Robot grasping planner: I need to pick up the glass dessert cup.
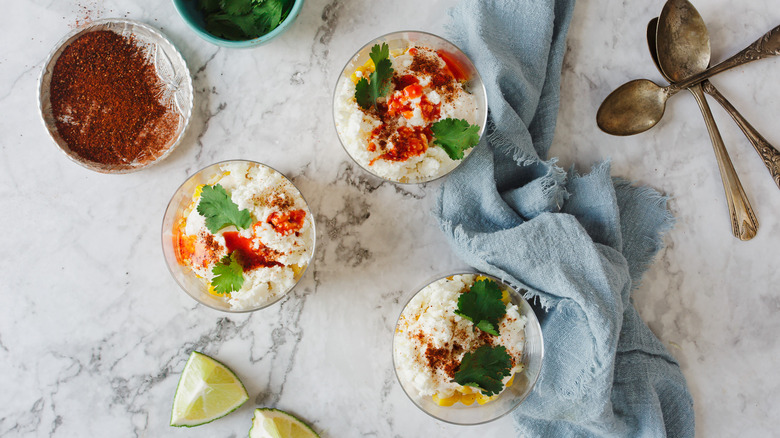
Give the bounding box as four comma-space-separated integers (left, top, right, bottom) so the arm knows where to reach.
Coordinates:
392, 272, 543, 425
332, 31, 488, 184
161, 160, 315, 313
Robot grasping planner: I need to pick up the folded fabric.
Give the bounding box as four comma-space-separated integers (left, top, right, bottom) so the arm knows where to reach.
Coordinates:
434, 1, 695, 436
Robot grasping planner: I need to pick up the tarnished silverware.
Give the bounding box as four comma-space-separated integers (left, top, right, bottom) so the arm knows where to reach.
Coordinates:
647, 18, 779, 190
597, 23, 780, 136
655, 0, 758, 240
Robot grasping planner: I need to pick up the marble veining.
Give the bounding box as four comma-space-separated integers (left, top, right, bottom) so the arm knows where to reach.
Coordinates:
1, 0, 779, 437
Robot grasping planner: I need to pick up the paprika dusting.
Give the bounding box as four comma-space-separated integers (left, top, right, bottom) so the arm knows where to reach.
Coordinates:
50, 30, 178, 168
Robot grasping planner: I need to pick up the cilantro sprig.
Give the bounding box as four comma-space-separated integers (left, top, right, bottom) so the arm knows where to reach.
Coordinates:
197, 184, 253, 233
355, 43, 394, 110
430, 118, 480, 160
454, 279, 506, 336
452, 345, 513, 396
198, 0, 294, 41
211, 252, 245, 295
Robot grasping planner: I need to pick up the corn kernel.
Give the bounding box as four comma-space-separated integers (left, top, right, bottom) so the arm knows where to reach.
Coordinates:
506, 374, 515, 388
390, 49, 404, 57
460, 393, 477, 406
193, 184, 205, 198
501, 289, 510, 304
476, 393, 497, 405
457, 386, 473, 395
350, 59, 376, 84
432, 393, 460, 407
291, 263, 304, 278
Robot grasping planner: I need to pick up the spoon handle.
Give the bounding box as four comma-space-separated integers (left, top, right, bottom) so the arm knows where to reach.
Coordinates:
702, 80, 780, 189
672, 25, 780, 92
688, 84, 759, 240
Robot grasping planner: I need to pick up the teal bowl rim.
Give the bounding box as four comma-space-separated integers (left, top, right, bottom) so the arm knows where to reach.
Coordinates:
171, 0, 304, 48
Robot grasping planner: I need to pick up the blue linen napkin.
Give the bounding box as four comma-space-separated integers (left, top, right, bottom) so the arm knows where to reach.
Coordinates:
435, 1, 695, 436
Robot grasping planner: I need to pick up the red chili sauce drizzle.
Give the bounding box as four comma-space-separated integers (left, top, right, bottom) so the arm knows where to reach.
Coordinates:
364, 47, 466, 165
267, 210, 307, 236
222, 231, 282, 270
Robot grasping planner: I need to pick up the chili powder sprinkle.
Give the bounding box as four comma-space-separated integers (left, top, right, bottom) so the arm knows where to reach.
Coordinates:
50, 30, 178, 167
361, 46, 462, 164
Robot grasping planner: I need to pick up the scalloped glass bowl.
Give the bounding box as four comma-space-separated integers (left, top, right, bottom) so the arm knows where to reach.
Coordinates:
333, 30, 488, 184
392, 272, 544, 425
161, 160, 315, 313
38, 19, 193, 174
172, 0, 305, 48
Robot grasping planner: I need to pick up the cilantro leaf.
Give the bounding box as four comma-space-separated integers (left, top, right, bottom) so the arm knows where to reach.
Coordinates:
354, 43, 394, 109
221, 0, 253, 15
454, 279, 506, 336
430, 118, 480, 160
253, 0, 285, 32
207, 13, 257, 38
200, 0, 294, 40
198, 0, 222, 13
453, 345, 513, 396
211, 252, 244, 295
196, 184, 253, 233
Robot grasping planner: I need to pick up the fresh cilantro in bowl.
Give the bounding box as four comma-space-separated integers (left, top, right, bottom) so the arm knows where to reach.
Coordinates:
197, 0, 296, 41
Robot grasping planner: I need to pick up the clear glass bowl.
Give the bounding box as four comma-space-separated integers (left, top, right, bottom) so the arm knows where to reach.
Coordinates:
333, 31, 488, 184
161, 160, 316, 313
392, 272, 543, 425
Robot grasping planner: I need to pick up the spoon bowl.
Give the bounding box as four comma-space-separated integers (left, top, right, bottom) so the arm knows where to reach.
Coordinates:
596, 79, 667, 135
656, 0, 710, 81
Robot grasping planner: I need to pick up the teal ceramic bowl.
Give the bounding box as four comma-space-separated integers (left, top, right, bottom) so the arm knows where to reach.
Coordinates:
172, 0, 304, 48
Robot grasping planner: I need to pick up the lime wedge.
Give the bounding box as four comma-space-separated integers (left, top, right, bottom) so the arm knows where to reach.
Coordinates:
170, 351, 249, 427
249, 408, 319, 438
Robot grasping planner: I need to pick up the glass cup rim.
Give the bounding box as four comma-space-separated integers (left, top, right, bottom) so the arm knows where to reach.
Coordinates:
331, 30, 488, 185
160, 159, 317, 313
392, 270, 544, 425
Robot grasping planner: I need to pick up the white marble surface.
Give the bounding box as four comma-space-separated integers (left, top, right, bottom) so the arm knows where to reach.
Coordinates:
2, 0, 779, 436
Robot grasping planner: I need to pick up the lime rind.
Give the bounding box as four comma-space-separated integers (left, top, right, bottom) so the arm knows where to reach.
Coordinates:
249, 408, 319, 438
170, 351, 249, 427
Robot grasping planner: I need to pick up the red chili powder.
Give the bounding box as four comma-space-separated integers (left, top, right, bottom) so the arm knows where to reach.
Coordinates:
50, 30, 178, 167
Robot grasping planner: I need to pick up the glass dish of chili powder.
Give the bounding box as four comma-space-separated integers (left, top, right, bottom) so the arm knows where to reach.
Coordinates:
38, 19, 193, 173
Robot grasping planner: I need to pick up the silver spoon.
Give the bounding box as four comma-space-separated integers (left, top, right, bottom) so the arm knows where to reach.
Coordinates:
655, 0, 757, 240
597, 24, 780, 136
648, 17, 780, 190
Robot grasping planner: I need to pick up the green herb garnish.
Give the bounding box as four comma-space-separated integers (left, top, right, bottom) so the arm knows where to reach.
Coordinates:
211, 252, 245, 294
454, 278, 506, 336
197, 184, 253, 233
452, 345, 513, 397
197, 0, 294, 41
354, 43, 394, 110
430, 118, 480, 160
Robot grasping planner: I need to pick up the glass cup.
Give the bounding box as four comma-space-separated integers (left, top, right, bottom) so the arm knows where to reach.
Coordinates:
161, 160, 315, 312
393, 272, 543, 424
333, 31, 488, 184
